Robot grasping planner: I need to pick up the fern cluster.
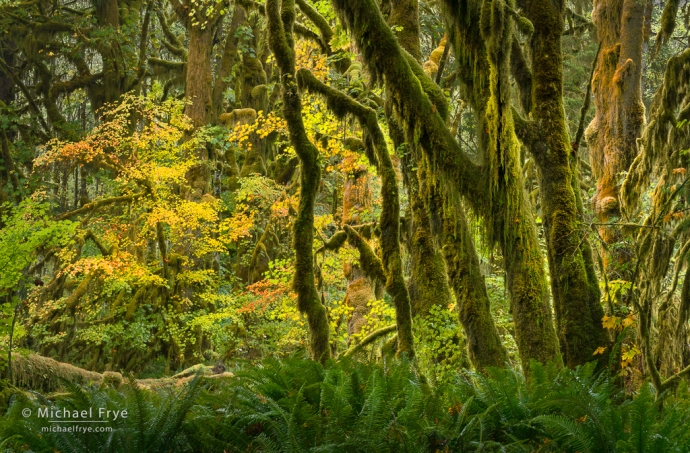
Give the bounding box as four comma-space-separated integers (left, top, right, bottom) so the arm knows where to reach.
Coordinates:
3, 359, 690, 452
0, 378, 201, 453
186, 358, 690, 452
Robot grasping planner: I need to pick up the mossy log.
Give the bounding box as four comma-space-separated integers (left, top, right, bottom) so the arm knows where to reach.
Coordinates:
1, 353, 233, 392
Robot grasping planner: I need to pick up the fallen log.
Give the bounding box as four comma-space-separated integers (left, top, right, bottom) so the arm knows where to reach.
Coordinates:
1, 353, 233, 392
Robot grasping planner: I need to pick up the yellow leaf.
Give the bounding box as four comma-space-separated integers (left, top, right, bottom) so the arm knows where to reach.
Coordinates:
602, 315, 618, 330
593, 347, 606, 356
621, 315, 635, 328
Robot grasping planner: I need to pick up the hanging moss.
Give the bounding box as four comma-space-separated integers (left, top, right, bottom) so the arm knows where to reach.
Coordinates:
441, 197, 508, 369
619, 48, 690, 391
405, 156, 454, 317
331, 0, 565, 369
266, 0, 330, 363
656, 0, 681, 54
331, 0, 486, 209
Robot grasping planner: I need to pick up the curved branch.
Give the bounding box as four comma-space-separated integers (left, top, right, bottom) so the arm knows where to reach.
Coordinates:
340, 324, 396, 358
297, 68, 414, 356
295, 0, 332, 51
267, 0, 330, 362
55, 194, 142, 221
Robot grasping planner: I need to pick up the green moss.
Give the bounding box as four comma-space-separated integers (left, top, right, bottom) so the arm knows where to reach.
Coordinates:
442, 199, 508, 369
332, 0, 564, 370
267, 0, 330, 363
523, 0, 607, 367
297, 68, 415, 357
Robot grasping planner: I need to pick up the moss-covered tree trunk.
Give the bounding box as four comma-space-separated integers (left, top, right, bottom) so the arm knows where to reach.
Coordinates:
94, 0, 124, 108
442, 200, 508, 369
295, 67, 415, 357
334, 0, 560, 368
444, 0, 560, 370
267, 0, 330, 362
386, 0, 453, 317
211, 6, 246, 123
586, 0, 645, 278
482, 0, 558, 369
523, 0, 608, 368
0, 38, 18, 206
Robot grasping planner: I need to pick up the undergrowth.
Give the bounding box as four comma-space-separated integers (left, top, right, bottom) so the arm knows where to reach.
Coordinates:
1, 358, 690, 452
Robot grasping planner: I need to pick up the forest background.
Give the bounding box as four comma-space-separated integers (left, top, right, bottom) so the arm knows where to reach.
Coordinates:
2, 0, 690, 450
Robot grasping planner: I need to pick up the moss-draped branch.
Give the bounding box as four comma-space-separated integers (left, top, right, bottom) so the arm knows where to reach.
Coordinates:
297, 67, 415, 356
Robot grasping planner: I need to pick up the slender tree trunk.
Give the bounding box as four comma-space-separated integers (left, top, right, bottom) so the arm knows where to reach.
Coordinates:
342, 167, 376, 340
524, 0, 608, 368
387, 0, 454, 316
94, 0, 124, 108
267, 0, 330, 362
442, 200, 508, 369
295, 67, 416, 357
211, 6, 246, 123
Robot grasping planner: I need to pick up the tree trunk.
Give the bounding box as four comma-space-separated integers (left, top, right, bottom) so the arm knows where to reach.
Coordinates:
342, 167, 377, 340
524, 0, 608, 368
0, 39, 18, 205
335, 0, 560, 368
387, 0, 454, 317
211, 6, 246, 123
181, 21, 218, 200
185, 26, 215, 129
442, 200, 508, 369
586, 0, 646, 278
267, 0, 330, 362
446, 0, 561, 370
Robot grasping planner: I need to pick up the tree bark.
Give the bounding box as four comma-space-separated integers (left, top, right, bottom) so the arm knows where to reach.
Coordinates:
334, 0, 561, 368
185, 25, 216, 129
524, 0, 608, 367
444, 0, 561, 370
342, 166, 377, 340
386, 0, 454, 317
267, 0, 330, 362
586, 0, 646, 278
442, 200, 508, 369
211, 6, 246, 123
